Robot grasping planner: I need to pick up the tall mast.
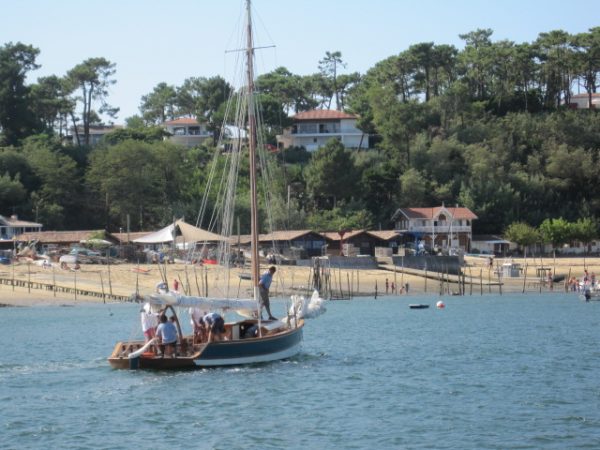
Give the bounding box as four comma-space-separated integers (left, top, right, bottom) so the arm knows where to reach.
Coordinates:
246, 0, 260, 290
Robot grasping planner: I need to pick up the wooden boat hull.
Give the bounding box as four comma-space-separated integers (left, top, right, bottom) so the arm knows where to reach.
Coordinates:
108, 321, 304, 370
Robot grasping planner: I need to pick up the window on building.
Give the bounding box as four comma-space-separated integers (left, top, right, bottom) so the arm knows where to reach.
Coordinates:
173, 127, 186, 135
188, 126, 200, 135
298, 123, 317, 134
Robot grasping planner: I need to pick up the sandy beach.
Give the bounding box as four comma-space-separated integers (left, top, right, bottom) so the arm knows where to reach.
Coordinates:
0, 255, 597, 306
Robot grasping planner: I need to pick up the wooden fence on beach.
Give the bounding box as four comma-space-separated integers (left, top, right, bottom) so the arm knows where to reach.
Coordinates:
0, 277, 131, 302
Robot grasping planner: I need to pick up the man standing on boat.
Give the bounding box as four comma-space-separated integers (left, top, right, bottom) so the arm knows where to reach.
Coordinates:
258, 266, 277, 320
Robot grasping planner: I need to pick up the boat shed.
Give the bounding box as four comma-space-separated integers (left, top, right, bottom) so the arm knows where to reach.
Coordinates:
320, 230, 390, 256
471, 235, 514, 256
237, 230, 329, 258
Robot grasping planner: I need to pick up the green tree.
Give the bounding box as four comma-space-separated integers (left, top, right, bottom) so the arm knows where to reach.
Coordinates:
0, 42, 42, 145
539, 217, 571, 261
66, 57, 118, 145
305, 139, 357, 209
139, 82, 177, 124
0, 172, 27, 211
398, 168, 428, 206
570, 217, 597, 268
571, 28, 600, 108
307, 206, 374, 232
318, 51, 346, 110
87, 140, 193, 230
30, 75, 75, 136
22, 136, 80, 228
504, 221, 540, 258
534, 30, 574, 108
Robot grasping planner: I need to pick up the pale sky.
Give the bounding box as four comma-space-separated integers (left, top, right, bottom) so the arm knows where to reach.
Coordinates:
2, 0, 598, 121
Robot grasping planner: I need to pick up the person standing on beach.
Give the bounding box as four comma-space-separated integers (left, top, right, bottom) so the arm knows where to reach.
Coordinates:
258, 266, 277, 320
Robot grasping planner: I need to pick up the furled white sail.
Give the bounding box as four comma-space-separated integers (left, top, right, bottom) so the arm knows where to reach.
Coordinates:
143, 292, 258, 312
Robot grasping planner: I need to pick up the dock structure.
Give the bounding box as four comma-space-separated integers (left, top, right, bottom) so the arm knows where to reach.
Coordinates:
0, 277, 132, 302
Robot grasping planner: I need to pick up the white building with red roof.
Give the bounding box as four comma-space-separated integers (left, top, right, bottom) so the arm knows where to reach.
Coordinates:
391, 205, 478, 252
163, 117, 212, 147
276, 109, 367, 151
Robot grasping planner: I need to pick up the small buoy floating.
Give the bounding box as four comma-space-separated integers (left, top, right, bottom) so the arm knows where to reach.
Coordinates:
409, 304, 429, 309
436, 300, 445, 309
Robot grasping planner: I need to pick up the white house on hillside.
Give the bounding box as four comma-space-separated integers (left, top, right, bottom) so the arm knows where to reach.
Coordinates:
163, 118, 212, 148
568, 93, 600, 109
276, 110, 367, 152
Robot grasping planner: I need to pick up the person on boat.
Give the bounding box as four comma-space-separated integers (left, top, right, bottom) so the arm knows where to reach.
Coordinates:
202, 312, 227, 342
189, 307, 208, 343
258, 266, 277, 320
155, 281, 168, 294
140, 303, 160, 345
155, 314, 178, 357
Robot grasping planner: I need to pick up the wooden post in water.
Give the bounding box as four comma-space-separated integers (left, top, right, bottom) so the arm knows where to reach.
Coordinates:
100, 272, 106, 303
204, 266, 208, 297
480, 268, 483, 295
178, 274, 186, 295
356, 269, 359, 297
135, 263, 140, 296
424, 267, 428, 293
522, 264, 528, 293
347, 272, 351, 298
498, 269, 502, 295
469, 267, 473, 295
488, 265, 492, 294
74, 269, 77, 301
338, 267, 344, 299
52, 265, 56, 297
565, 267, 571, 292
27, 262, 31, 293
107, 256, 113, 296
400, 263, 404, 294
185, 266, 191, 295
12, 260, 15, 291
393, 264, 397, 296
193, 265, 201, 296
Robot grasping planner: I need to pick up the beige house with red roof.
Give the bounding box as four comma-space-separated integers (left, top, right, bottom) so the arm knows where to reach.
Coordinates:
276, 109, 367, 151
567, 93, 600, 109
163, 117, 212, 147
391, 205, 478, 252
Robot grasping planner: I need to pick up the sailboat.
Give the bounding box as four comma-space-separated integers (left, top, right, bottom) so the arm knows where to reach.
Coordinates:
108, 0, 325, 370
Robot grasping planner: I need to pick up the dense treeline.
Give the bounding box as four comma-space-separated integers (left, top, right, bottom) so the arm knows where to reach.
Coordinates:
1, 27, 600, 235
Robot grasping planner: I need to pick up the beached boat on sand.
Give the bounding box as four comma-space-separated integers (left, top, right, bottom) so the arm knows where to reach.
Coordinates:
108, 0, 325, 370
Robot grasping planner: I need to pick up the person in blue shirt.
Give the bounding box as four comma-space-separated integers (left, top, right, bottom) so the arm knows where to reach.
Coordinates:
202, 312, 226, 342
258, 266, 277, 320
155, 314, 178, 357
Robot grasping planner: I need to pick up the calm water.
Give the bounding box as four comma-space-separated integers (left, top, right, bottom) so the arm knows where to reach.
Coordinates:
0, 293, 599, 449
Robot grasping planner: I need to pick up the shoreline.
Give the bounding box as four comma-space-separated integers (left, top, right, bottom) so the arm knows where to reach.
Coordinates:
0, 255, 594, 307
